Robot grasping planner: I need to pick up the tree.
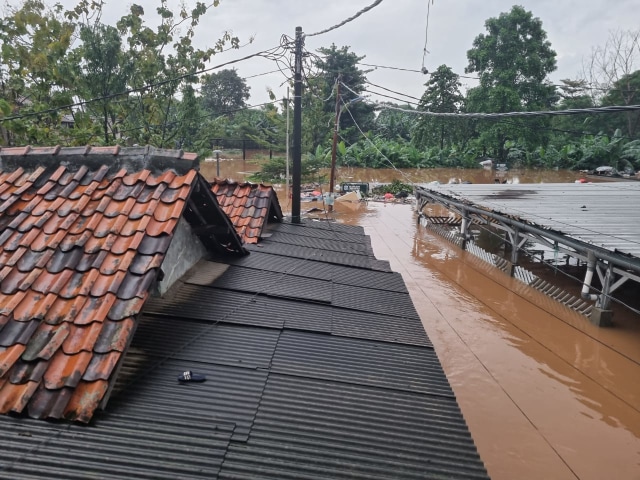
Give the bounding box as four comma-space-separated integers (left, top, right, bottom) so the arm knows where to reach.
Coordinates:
73, 23, 130, 144
311, 44, 375, 147
465, 6, 557, 161
582, 30, 640, 140
115, 1, 239, 149
594, 70, 640, 139
200, 68, 250, 116
0, 0, 79, 145
413, 65, 466, 150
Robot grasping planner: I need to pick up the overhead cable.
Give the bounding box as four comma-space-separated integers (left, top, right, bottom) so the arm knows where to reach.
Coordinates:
421, 0, 434, 73
373, 103, 640, 118
308, 0, 385, 37
364, 81, 422, 101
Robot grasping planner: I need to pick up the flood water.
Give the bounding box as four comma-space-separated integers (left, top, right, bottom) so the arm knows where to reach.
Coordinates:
202, 158, 640, 480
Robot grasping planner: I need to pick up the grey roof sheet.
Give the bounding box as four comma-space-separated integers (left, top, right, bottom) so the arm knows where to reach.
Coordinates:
418, 182, 640, 258
0, 219, 488, 479
219, 375, 487, 480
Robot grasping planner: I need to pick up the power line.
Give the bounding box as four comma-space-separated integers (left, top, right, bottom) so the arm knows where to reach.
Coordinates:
421, 0, 434, 73
373, 102, 640, 118
308, 0, 385, 37
366, 89, 421, 107
364, 80, 422, 101
359, 62, 425, 74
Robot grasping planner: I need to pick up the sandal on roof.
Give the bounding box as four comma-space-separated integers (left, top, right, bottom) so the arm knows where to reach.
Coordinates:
177, 370, 206, 383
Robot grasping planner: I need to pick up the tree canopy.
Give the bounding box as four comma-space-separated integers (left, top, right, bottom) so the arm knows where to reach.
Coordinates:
200, 68, 251, 116
465, 5, 557, 160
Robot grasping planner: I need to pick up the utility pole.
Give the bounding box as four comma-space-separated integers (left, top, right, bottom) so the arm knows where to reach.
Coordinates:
328, 75, 341, 212
291, 27, 303, 224
285, 87, 290, 205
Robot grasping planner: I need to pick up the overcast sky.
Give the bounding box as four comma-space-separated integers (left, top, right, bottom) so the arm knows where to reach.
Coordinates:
69, 0, 639, 106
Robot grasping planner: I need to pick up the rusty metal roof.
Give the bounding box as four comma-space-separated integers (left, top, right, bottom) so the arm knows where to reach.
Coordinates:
417, 182, 640, 260
0, 145, 245, 423
211, 179, 283, 243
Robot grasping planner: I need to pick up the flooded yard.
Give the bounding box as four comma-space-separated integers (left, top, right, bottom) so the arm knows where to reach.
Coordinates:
205, 159, 640, 479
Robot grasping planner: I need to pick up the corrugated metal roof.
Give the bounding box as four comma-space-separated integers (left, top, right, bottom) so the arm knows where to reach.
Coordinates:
0, 219, 488, 479
417, 182, 640, 258
219, 375, 487, 480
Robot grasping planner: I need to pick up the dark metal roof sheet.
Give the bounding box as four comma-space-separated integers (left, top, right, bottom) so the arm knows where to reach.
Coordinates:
271, 330, 452, 396
210, 266, 333, 303
246, 242, 392, 271
331, 308, 431, 347
332, 283, 421, 318
219, 374, 488, 480
224, 250, 408, 292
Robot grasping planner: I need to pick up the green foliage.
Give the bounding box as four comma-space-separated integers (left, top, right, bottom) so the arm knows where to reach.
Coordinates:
413, 65, 467, 150
371, 179, 413, 196
0, 0, 239, 148
465, 6, 557, 160
308, 44, 375, 147
200, 68, 250, 116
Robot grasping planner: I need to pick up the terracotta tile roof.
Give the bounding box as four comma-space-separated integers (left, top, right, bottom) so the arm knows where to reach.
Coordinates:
0, 145, 245, 423
211, 179, 283, 243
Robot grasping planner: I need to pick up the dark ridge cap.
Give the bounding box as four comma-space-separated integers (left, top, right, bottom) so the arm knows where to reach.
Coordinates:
0, 145, 199, 176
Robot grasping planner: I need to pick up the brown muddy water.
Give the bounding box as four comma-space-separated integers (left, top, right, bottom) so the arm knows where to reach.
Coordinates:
201, 159, 640, 480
